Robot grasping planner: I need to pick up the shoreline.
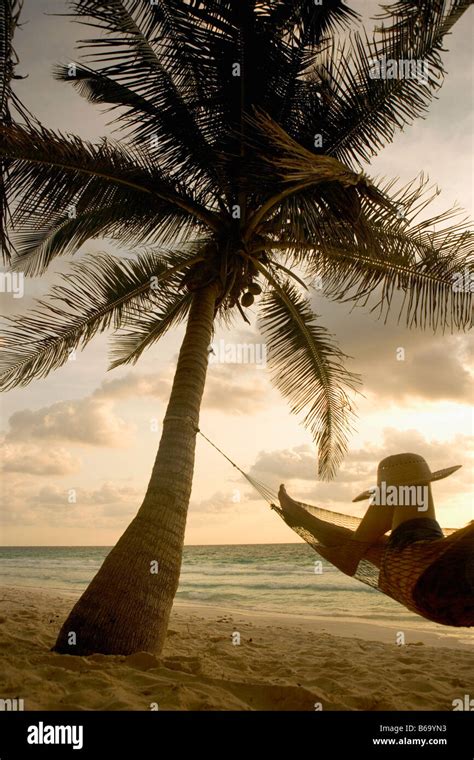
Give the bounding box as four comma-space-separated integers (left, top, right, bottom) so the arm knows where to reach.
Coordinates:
172, 600, 474, 650
2, 583, 472, 650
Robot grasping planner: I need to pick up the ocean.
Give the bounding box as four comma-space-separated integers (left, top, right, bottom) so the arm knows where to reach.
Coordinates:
0, 544, 471, 640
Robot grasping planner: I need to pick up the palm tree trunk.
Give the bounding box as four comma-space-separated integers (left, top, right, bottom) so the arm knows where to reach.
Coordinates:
53, 281, 220, 655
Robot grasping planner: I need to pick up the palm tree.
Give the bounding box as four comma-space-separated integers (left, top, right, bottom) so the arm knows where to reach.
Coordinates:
1, 0, 472, 655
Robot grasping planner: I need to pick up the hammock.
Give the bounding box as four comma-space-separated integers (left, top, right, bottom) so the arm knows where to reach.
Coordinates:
197, 428, 474, 628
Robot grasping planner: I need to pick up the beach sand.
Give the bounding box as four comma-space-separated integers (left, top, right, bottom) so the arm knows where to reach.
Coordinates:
0, 585, 472, 711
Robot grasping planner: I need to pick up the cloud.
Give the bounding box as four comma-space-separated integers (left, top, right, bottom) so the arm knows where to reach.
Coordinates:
249, 444, 317, 481
361, 339, 472, 403
203, 364, 268, 414
310, 293, 473, 404
0, 478, 142, 529
190, 490, 238, 514
95, 302, 472, 418
95, 374, 170, 400
348, 428, 473, 472
247, 428, 473, 507
96, 364, 269, 415
1, 442, 81, 475
5, 397, 131, 446
33, 481, 140, 508
32, 486, 71, 506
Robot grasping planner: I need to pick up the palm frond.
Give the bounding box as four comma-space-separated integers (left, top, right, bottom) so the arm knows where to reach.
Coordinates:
244, 111, 393, 241
0, 0, 17, 122
0, 247, 202, 390
10, 198, 193, 276
268, 0, 358, 39
0, 123, 218, 252
303, 1, 471, 167
316, 232, 473, 331
52, 62, 220, 201
267, 177, 473, 330
265, 1, 358, 134
258, 279, 360, 480
109, 289, 194, 369
57, 1, 223, 197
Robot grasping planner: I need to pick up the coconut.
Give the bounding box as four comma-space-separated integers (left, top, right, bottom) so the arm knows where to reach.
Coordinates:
241, 292, 255, 307
247, 283, 262, 296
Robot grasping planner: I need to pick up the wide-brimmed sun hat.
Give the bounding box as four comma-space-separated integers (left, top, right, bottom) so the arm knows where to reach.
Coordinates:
352, 452, 462, 503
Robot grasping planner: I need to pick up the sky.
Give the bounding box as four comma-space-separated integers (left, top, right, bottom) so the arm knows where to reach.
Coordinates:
0, 0, 473, 545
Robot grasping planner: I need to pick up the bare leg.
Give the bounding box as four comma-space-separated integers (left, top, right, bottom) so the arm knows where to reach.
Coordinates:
277, 485, 354, 545
278, 485, 388, 575
352, 502, 394, 541
323, 501, 396, 575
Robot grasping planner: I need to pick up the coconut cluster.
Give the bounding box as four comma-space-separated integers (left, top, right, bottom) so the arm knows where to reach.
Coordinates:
241, 281, 262, 307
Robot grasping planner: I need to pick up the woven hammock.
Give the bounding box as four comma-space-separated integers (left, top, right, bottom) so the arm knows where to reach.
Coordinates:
270, 499, 474, 627
197, 428, 474, 628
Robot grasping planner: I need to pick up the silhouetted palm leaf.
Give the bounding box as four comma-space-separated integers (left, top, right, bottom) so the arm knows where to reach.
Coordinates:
259, 280, 360, 479
264, 174, 473, 330
109, 289, 194, 369
1, 122, 215, 225
0, 246, 202, 390
311, 1, 471, 166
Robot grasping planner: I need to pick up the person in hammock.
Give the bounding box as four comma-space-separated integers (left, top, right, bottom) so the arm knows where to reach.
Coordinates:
277, 453, 474, 627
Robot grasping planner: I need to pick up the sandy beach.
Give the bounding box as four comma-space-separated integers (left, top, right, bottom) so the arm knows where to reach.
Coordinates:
0, 585, 472, 711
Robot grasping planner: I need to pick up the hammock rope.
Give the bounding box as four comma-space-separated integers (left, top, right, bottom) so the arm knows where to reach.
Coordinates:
197, 427, 279, 504
164, 415, 280, 504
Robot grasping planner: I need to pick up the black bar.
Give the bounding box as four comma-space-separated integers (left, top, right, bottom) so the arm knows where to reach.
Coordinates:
0, 711, 472, 758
